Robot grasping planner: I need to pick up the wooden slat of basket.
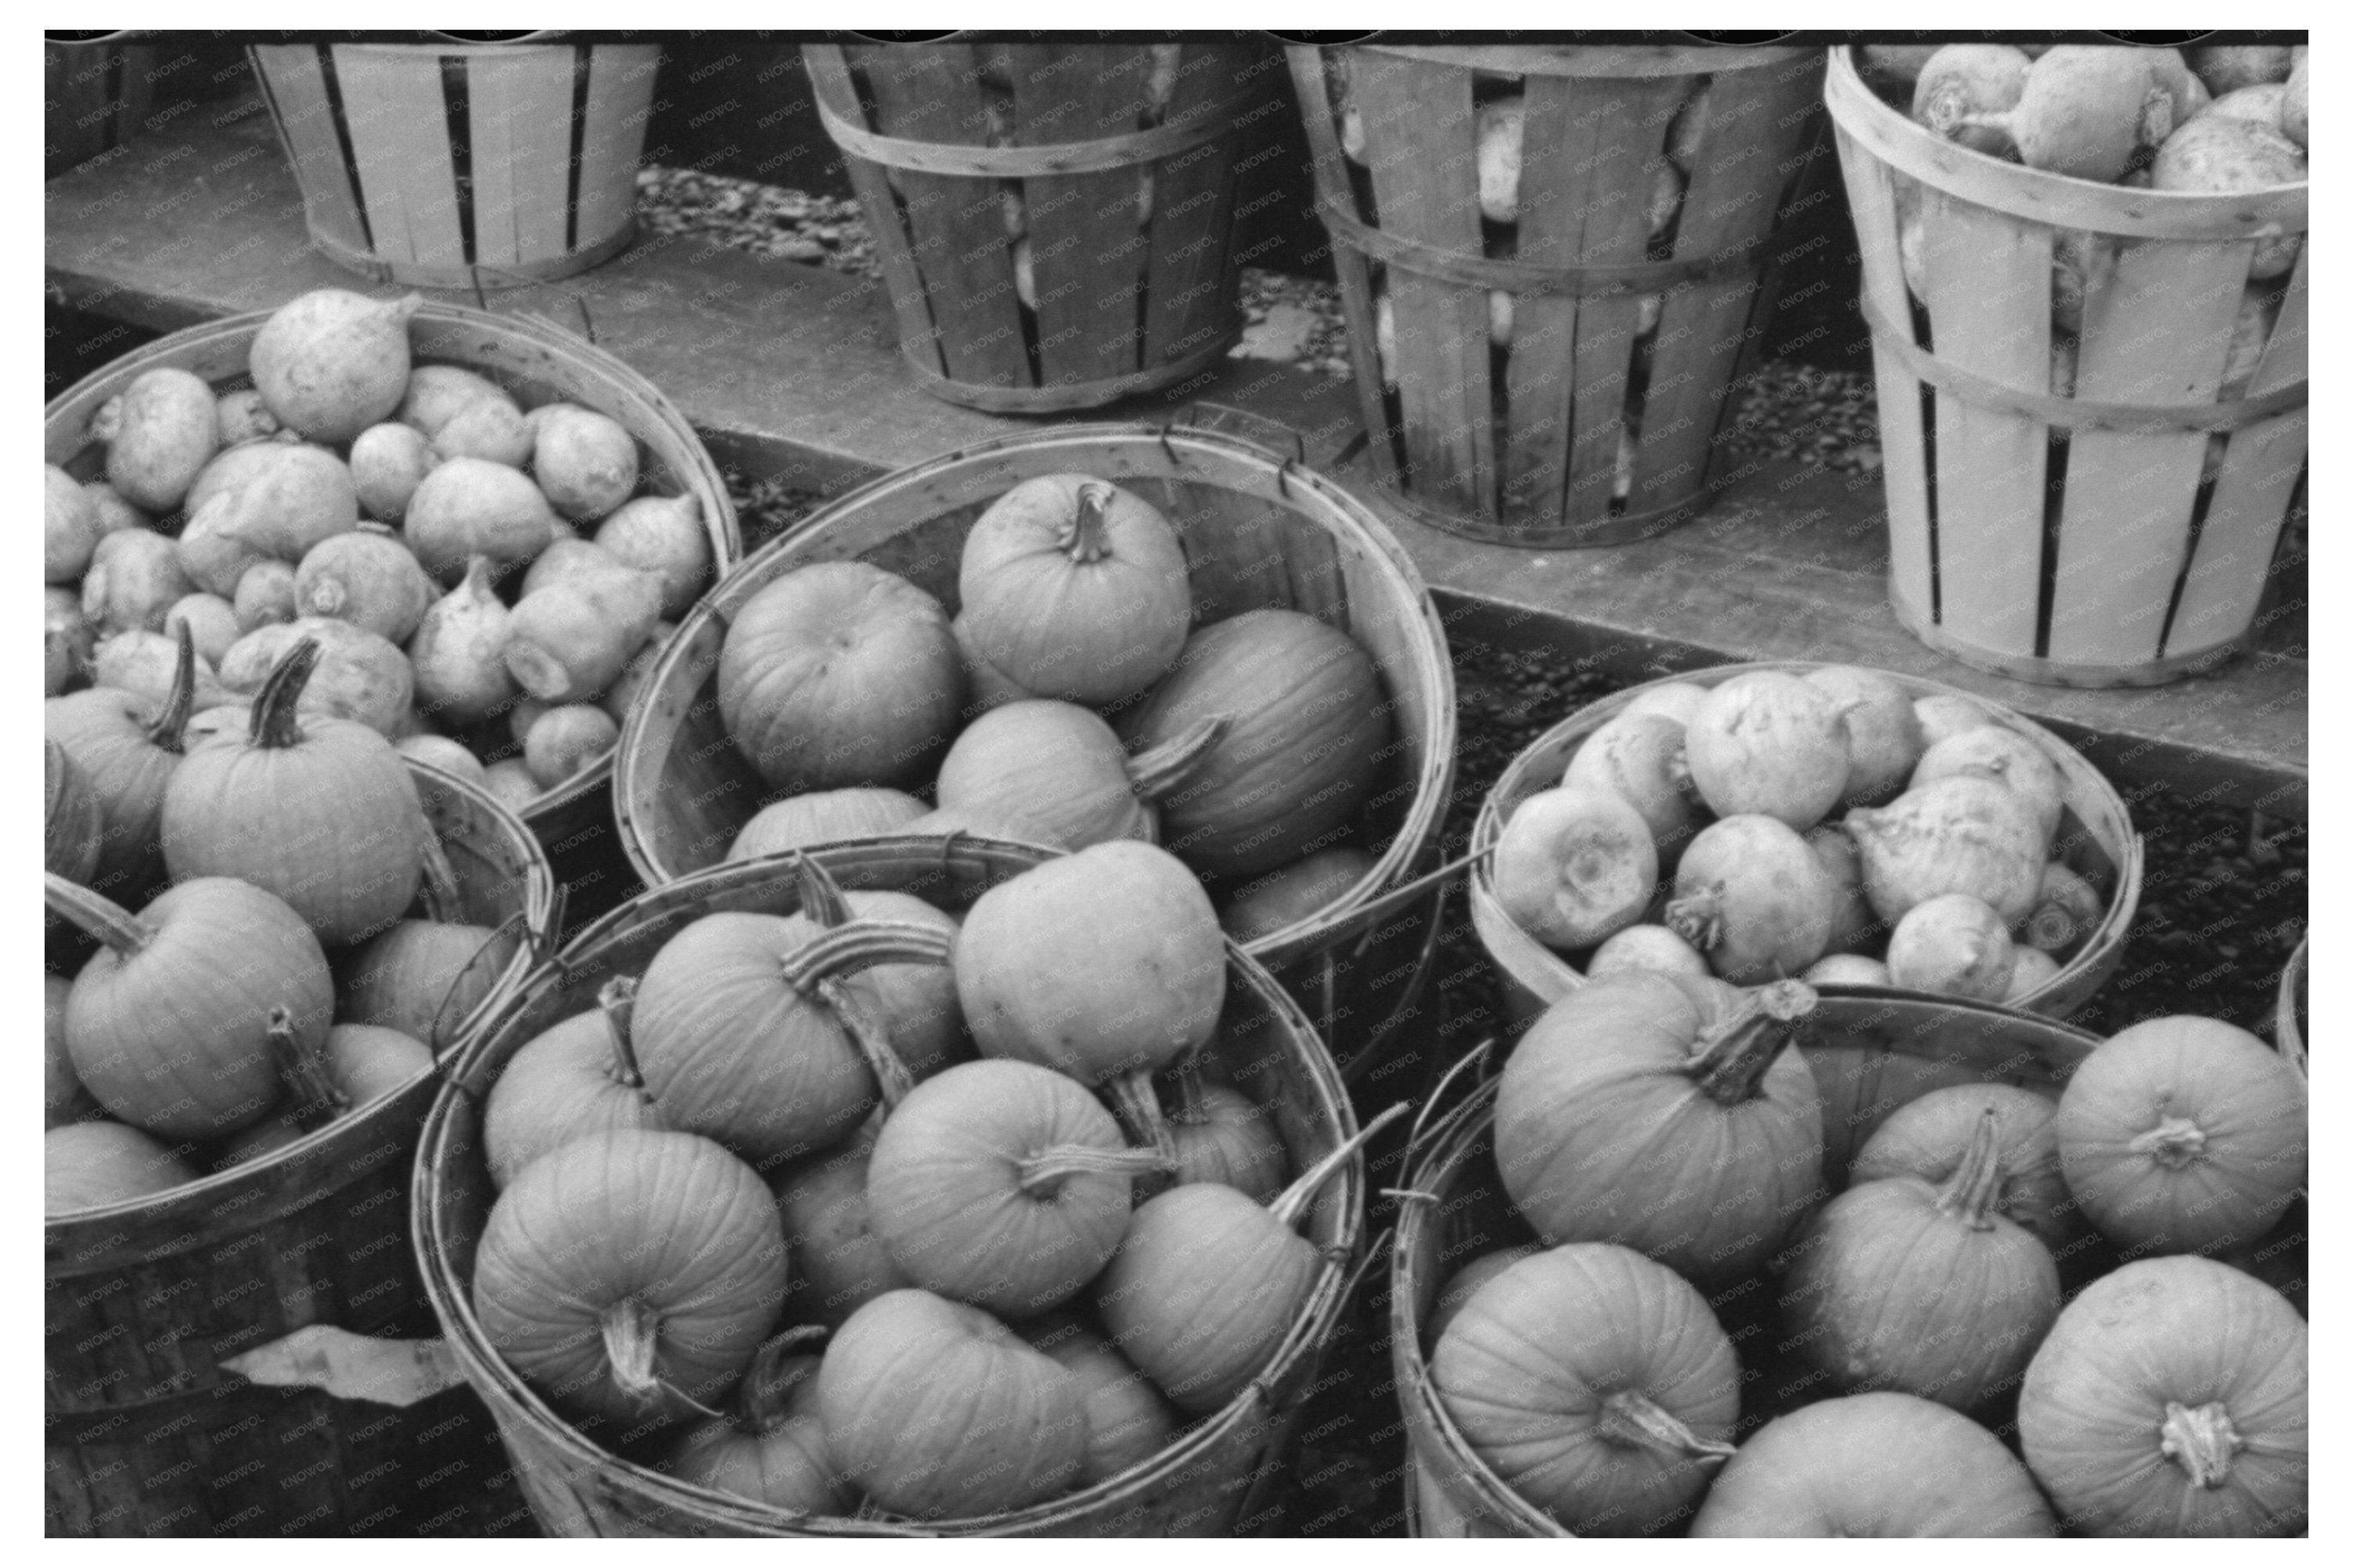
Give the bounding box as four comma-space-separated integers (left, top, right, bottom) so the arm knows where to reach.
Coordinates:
335, 45, 466, 268
859, 46, 1031, 393
464, 50, 527, 268
1354, 54, 1492, 519
2047, 238, 2250, 667
2168, 266, 2308, 658
801, 49, 943, 379
251, 47, 374, 257
1142, 48, 1242, 372
576, 48, 654, 255
1013, 46, 1151, 387
1920, 189, 2051, 658
1497, 77, 1589, 517
1839, 141, 1935, 622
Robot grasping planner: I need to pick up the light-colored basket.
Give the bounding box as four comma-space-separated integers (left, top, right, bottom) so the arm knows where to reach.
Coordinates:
250, 41, 660, 288
801, 42, 1251, 412
43, 300, 739, 850
1466, 661, 2143, 1025
1290, 43, 1827, 548
1825, 49, 2308, 687
613, 415, 1456, 1074
412, 837, 1366, 1537
45, 761, 558, 1537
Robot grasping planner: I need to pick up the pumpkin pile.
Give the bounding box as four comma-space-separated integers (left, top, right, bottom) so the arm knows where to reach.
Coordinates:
44, 287, 713, 818
1492, 667, 2114, 1006
711, 471, 1394, 943
466, 844, 1384, 1522
45, 636, 509, 1211
1424, 980, 2308, 1536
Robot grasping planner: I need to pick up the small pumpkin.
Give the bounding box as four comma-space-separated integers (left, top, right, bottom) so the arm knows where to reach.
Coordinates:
1167, 1059, 1286, 1202
1020, 1314, 1181, 1486
45, 739, 103, 886
725, 787, 929, 864
45, 975, 98, 1130
775, 1120, 911, 1329
1426, 1245, 1542, 1345
1850, 1082, 2087, 1253
933, 699, 1225, 852
483, 976, 670, 1191
666, 1329, 849, 1514
45, 1120, 201, 1214
45, 621, 200, 901
1218, 846, 1376, 947
335, 851, 511, 1051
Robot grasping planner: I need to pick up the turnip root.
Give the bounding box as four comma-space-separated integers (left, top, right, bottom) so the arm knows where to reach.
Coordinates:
482, 757, 540, 814
523, 704, 619, 788
250, 289, 422, 442
398, 364, 511, 437
1586, 922, 1711, 984
215, 388, 282, 447
46, 466, 101, 584
408, 556, 519, 728
1684, 671, 1850, 828
350, 423, 437, 522
432, 394, 534, 467
2150, 116, 2305, 279
396, 732, 488, 786
2282, 52, 2307, 147
725, 787, 930, 863
2189, 45, 2294, 97
83, 480, 146, 537
595, 494, 712, 619
295, 524, 437, 644
1912, 45, 2031, 158
164, 593, 240, 667
1477, 95, 1523, 225
1911, 726, 2064, 854
1886, 893, 2017, 1002
1806, 665, 1923, 807
1561, 712, 1702, 865
532, 404, 640, 522
1668, 815, 1837, 981
502, 563, 664, 703
1804, 954, 1891, 987
1622, 681, 1708, 728
91, 366, 218, 512
1844, 775, 2045, 928
404, 457, 560, 584
234, 559, 299, 632
1808, 825, 1878, 955
1491, 784, 1657, 952
2024, 861, 2104, 954
522, 537, 624, 599
1957, 47, 2175, 182
2004, 947, 2061, 1002
1912, 692, 1997, 750
82, 527, 194, 635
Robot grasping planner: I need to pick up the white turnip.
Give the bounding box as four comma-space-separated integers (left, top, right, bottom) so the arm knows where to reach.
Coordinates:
1491, 785, 1658, 952
1913, 45, 2031, 158
1886, 894, 2017, 1002
1806, 665, 1923, 807
1911, 726, 2064, 854
250, 290, 422, 443
1668, 815, 1837, 982
1683, 671, 1850, 829
1562, 711, 1702, 865
1844, 775, 2045, 927
1587, 923, 1711, 984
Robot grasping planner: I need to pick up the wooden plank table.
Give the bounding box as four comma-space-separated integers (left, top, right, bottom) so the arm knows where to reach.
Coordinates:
46, 90, 2305, 815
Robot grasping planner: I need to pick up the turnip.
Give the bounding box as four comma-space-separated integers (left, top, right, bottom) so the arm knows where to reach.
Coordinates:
250, 289, 422, 443
214, 388, 281, 447
532, 403, 639, 522
1668, 815, 1837, 982
45, 588, 92, 697
349, 422, 437, 522
2005, 947, 2062, 1003
1477, 95, 1523, 225
483, 758, 538, 813
503, 562, 664, 703
1912, 44, 2031, 158
163, 593, 239, 668
408, 557, 519, 727
1845, 775, 2045, 927
46, 466, 101, 585
520, 537, 623, 599
1956, 47, 2176, 182
2189, 45, 2294, 97
82, 480, 146, 538
1912, 691, 1997, 749
2151, 115, 2305, 279
2024, 861, 2104, 955
1491, 784, 1658, 953
1911, 725, 2064, 854
91, 366, 218, 513
1887, 893, 2017, 1002
432, 393, 534, 468
598, 621, 672, 728
1859, 45, 1943, 88
398, 363, 511, 437
82, 527, 194, 635
1683, 671, 1850, 828
1809, 825, 1878, 955
178, 441, 361, 585
405, 457, 561, 584
595, 494, 712, 619
233, 559, 297, 632
1562, 712, 1703, 865
524, 704, 619, 788
2207, 83, 2289, 129
1804, 953, 1891, 987
92, 628, 228, 714
1587, 923, 1711, 984
394, 732, 486, 786
1806, 665, 1923, 807
295, 524, 437, 644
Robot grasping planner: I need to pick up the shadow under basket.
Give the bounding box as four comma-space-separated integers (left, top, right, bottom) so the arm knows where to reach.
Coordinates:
1290, 43, 1829, 548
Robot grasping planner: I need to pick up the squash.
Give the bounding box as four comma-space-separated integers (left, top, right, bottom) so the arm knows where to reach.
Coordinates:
664, 1330, 849, 1514
934, 699, 1225, 852
1020, 1315, 1180, 1486
1495, 975, 1824, 1282
45, 1120, 201, 1214
1845, 775, 2045, 928
718, 561, 963, 793
1692, 1393, 2056, 1536
1682, 671, 1850, 828
1850, 1082, 2087, 1253
958, 473, 1190, 707
483, 976, 670, 1191
2019, 1256, 2306, 1537
725, 787, 929, 863
45, 621, 200, 901
1116, 608, 1389, 879
775, 1120, 911, 1329
1435, 1243, 1739, 1535
472, 1127, 789, 1431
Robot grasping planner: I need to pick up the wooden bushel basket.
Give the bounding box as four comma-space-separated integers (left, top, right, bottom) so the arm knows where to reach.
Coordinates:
412, 839, 1368, 1537
249, 41, 661, 289
1825, 49, 2308, 688
1465, 661, 2143, 1027
612, 415, 1457, 1079
801, 43, 1252, 413
45, 763, 559, 1537
1289, 44, 1827, 548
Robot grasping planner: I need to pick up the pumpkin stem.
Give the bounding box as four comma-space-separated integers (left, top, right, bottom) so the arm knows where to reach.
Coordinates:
1062, 480, 1117, 564
598, 975, 645, 1090
250, 637, 322, 750
1663, 887, 1724, 956
2160, 1400, 2244, 1490
42, 872, 153, 956
599, 1296, 669, 1412
774, 919, 955, 991
1592, 1390, 1739, 1461
146, 620, 200, 754
1686, 980, 1818, 1106
1268, 1100, 1410, 1228
268, 1005, 347, 1124
1125, 717, 1231, 802
1106, 1069, 1178, 1167
1935, 1107, 2007, 1230
2128, 1115, 2209, 1169
815, 976, 916, 1111
738, 1327, 829, 1433
1016, 1141, 1178, 1196
793, 853, 854, 930
2024, 900, 2081, 954
417, 832, 464, 924
1169, 1056, 1213, 1124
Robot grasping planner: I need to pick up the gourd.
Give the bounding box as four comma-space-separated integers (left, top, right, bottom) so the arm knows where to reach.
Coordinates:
1020, 1316, 1180, 1486
83, 527, 194, 635
775, 1121, 910, 1329
1850, 1082, 2086, 1253
958, 473, 1190, 707
1491, 785, 1658, 952
92, 628, 229, 716
1808, 825, 1876, 955
1911, 726, 2064, 854
250, 289, 421, 442
45, 1121, 201, 1214
394, 732, 488, 786
1805, 953, 1891, 986
164, 593, 239, 667
665, 1330, 850, 1514
1586, 923, 1712, 984
952, 612, 1031, 716
725, 788, 930, 863
1495, 975, 1825, 1282
523, 705, 620, 788
521, 537, 621, 599
234, 559, 299, 631
1218, 847, 1376, 947
348, 422, 437, 522
1886, 893, 2017, 1002
1666, 815, 1837, 982
1912, 44, 2033, 157
408, 556, 520, 727
45, 622, 200, 901
2027, 861, 2103, 952
1433, 1243, 1740, 1535
472, 1127, 788, 1430
221, 616, 415, 739
214, 388, 280, 445
482, 977, 669, 1191
1682, 671, 1850, 828
179, 442, 362, 585
432, 394, 534, 467
336, 906, 510, 1048
400, 364, 512, 436
162, 639, 429, 945
47, 465, 103, 584
933, 699, 1225, 852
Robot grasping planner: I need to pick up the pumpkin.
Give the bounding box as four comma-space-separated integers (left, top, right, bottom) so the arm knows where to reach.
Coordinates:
957, 473, 1191, 707
1781, 1108, 2062, 1413
2020, 1256, 2306, 1536
665, 1329, 850, 1515
473, 1127, 789, 1431
775, 1120, 911, 1329
1218, 846, 1377, 946
1168, 1060, 1286, 1202
951, 611, 1031, 716
1115, 608, 1389, 879
1426, 1245, 1542, 1345
933, 699, 1225, 852
45, 738, 103, 886
2054, 1016, 2307, 1257
226, 1010, 435, 1156
336, 900, 509, 1048
1851, 1082, 2088, 1253
817, 1288, 1090, 1518
717, 561, 963, 793
725, 787, 929, 863
483, 976, 670, 1190
160, 638, 429, 945
1691, 1393, 2056, 1536
45, 1120, 201, 1214
1432, 1243, 1740, 1535
45, 976, 98, 1130
1495, 975, 1825, 1282
45, 621, 200, 901
49, 872, 332, 1141
1021, 1314, 1181, 1486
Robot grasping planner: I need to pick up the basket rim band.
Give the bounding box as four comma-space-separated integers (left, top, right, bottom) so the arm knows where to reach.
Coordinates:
1315, 198, 1773, 297
1859, 294, 2306, 435
894, 329, 1239, 413
811, 92, 1227, 178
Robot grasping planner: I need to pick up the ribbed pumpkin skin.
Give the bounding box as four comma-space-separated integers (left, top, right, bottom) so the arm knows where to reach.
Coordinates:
336, 918, 506, 1045
483, 1005, 670, 1191
45, 976, 95, 1130
775, 1122, 910, 1329
45, 738, 103, 884
2020, 1257, 2308, 1537
833, 890, 968, 1077
1494, 973, 1825, 1282
46, 686, 182, 897
934, 700, 1153, 851
1117, 609, 1388, 879
160, 711, 427, 946
1691, 1393, 2056, 1537
1851, 1083, 2087, 1252
45, 1121, 200, 1214
818, 1289, 1090, 1519
667, 1353, 848, 1514
1170, 1084, 1286, 1203
716, 561, 962, 793
1023, 1318, 1180, 1486
472, 1128, 789, 1431
725, 787, 928, 863
1432, 1244, 1740, 1536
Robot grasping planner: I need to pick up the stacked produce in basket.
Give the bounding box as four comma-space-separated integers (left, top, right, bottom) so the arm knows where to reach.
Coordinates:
466, 844, 1387, 1521
43, 287, 711, 818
